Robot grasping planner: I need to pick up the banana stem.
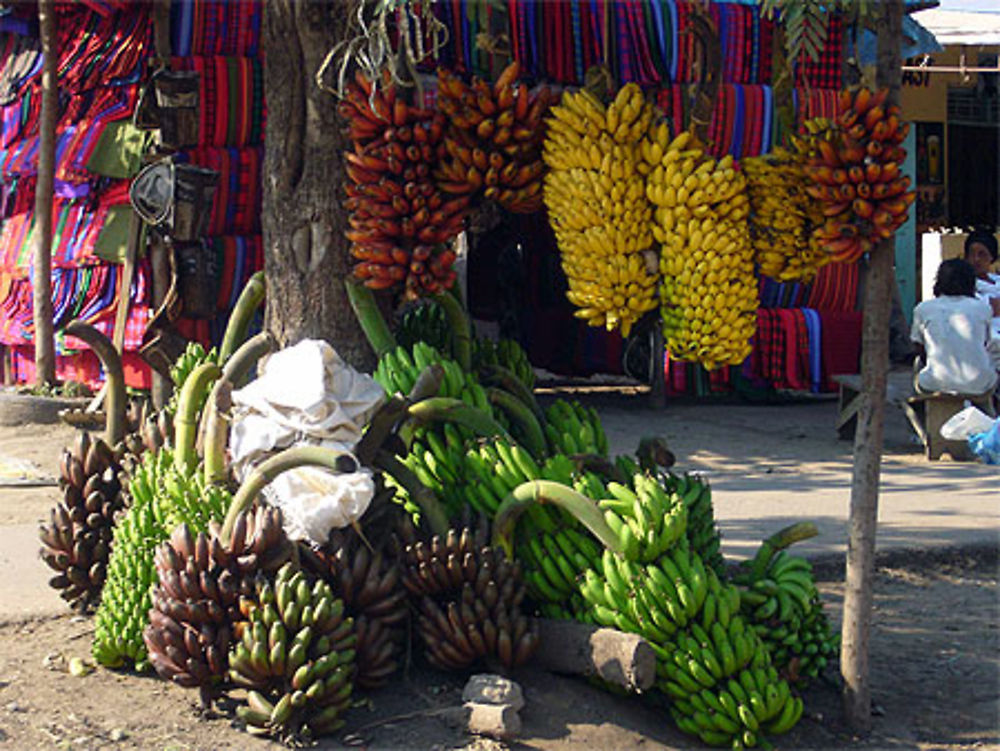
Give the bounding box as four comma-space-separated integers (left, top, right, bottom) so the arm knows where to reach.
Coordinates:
406, 397, 512, 441
64, 320, 125, 447
750, 521, 819, 580
408, 363, 445, 402
220, 446, 359, 540
356, 364, 444, 467
479, 364, 543, 421
174, 361, 222, 475
203, 332, 276, 486
434, 291, 471, 371
356, 395, 408, 466
571, 453, 626, 484
486, 387, 547, 459
345, 279, 397, 358
492, 480, 624, 559
372, 449, 449, 538
218, 271, 265, 364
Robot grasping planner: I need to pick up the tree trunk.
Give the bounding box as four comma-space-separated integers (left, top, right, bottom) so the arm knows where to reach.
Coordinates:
261, 1, 373, 371
841, 0, 903, 734
32, 0, 57, 387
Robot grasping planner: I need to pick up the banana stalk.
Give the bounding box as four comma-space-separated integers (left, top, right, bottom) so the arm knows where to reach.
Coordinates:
434, 291, 471, 371
406, 397, 512, 442
571, 454, 626, 484
220, 446, 359, 540
486, 387, 547, 459
202, 332, 277, 486
372, 449, 449, 537
479, 364, 543, 422
750, 522, 819, 580
218, 271, 265, 365
345, 278, 397, 358
492, 480, 624, 558
356, 364, 444, 466
64, 321, 126, 447
174, 362, 222, 475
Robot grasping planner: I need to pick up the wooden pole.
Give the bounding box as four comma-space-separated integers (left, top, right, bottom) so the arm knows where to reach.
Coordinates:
32, 0, 57, 387
840, 0, 904, 734
149, 0, 173, 409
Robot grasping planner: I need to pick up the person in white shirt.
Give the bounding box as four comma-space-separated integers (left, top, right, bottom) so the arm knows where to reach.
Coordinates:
911, 258, 997, 395
964, 230, 1000, 317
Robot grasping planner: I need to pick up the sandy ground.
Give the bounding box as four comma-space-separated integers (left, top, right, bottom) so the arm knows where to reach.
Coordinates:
0, 393, 997, 750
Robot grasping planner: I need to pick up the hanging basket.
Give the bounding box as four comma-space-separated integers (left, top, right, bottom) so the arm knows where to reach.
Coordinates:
129, 159, 218, 242
171, 163, 218, 241
140, 322, 188, 378
176, 239, 218, 319
129, 160, 173, 226
154, 70, 200, 150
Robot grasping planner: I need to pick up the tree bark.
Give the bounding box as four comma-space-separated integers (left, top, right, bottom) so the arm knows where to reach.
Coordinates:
841, 0, 903, 734
32, 0, 57, 387
261, 1, 373, 371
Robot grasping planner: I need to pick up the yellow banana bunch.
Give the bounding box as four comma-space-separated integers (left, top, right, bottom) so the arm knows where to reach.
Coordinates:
645, 131, 757, 371
742, 146, 828, 282
543, 83, 660, 337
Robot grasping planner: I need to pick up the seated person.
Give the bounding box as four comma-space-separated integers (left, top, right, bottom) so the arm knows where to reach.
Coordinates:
911, 258, 997, 395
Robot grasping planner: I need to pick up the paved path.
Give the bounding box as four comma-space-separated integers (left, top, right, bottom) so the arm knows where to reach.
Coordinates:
598, 396, 1000, 560
1, 395, 997, 621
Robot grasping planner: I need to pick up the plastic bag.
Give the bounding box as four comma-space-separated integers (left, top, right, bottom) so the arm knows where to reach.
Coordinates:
968, 419, 1000, 464
940, 405, 996, 441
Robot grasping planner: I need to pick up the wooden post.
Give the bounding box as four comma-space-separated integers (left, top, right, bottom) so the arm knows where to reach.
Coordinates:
648, 325, 666, 409
841, 0, 904, 734
149, 235, 172, 408
32, 0, 57, 387
149, 0, 173, 408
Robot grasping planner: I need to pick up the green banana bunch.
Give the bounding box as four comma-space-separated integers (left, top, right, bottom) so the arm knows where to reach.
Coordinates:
395, 299, 453, 356
575, 540, 802, 747
374, 342, 491, 413
472, 336, 536, 391
543, 399, 608, 456
92, 447, 229, 668
230, 563, 357, 739
167, 342, 218, 416
597, 473, 687, 563
662, 472, 724, 576
735, 549, 837, 685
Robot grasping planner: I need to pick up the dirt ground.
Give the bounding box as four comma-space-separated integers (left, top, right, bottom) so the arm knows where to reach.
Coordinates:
0, 404, 997, 750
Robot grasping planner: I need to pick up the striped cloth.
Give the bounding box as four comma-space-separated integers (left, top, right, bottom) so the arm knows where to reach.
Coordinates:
804, 263, 859, 312
169, 56, 265, 148
170, 0, 262, 58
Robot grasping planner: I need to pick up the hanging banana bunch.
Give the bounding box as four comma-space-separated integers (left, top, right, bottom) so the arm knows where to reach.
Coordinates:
804, 87, 915, 264
647, 131, 757, 371
339, 73, 468, 297
435, 62, 551, 214
742, 143, 829, 282
542, 82, 660, 337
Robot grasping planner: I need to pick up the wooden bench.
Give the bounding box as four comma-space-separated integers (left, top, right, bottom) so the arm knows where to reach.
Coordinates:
834, 372, 996, 460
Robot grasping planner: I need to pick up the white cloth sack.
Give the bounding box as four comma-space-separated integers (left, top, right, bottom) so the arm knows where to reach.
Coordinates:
229, 339, 386, 544
940, 404, 996, 441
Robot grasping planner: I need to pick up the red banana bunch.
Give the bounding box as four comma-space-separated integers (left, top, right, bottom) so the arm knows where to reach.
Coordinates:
338, 72, 468, 298
805, 87, 915, 264
436, 61, 552, 214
